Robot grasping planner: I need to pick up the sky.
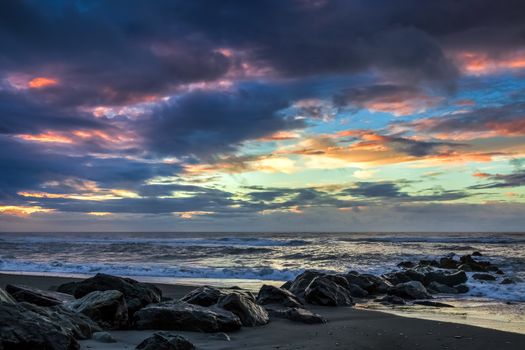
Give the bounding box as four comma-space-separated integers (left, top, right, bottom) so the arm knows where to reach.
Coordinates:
1, 0, 525, 232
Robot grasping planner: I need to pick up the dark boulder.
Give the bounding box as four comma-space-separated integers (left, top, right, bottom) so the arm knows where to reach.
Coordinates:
427, 282, 457, 294
217, 293, 269, 327
375, 295, 406, 305
501, 278, 517, 285
136, 332, 195, 350
266, 306, 326, 324
388, 281, 432, 300
455, 284, 469, 293
472, 273, 496, 281
256, 285, 303, 308
360, 274, 392, 294
281, 281, 292, 290
58, 273, 161, 315
0, 302, 79, 350
472, 251, 483, 256
91, 331, 117, 343
424, 271, 467, 287
439, 257, 459, 269
6, 284, 74, 306
180, 286, 254, 307
346, 284, 369, 298
397, 261, 415, 269
382, 271, 413, 286
418, 259, 439, 267
459, 255, 493, 272
0, 287, 15, 304
344, 273, 375, 291
288, 270, 324, 298
304, 276, 354, 306
133, 301, 241, 332
68, 290, 128, 330
413, 300, 454, 308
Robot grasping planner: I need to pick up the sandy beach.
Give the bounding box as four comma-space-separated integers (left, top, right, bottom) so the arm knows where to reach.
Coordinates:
1, 273, 524, 350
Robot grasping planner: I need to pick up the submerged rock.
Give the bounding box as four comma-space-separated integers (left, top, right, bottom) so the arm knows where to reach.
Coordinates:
427, 281, 458, 294
217, 293, 269, 327
133, 301, 242, 332
257, 284, 303, 308
304, 276, 354, 306
424, 271, 467, 287
136, 332, 195, 350
388, 281, 432, 300
472, 273, 496, 281
6, 284, 74, 306
439, 257, 459, 269
68, 290, 128, 330
0, 302, 79, 350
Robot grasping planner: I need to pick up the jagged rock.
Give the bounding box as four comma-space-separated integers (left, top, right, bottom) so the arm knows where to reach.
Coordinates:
217, 293, 269, 327
388, 281, 432, 300
92, 331, 117, 343
288, 270, 324, 298
472, 273, 496, 281
281, 281, 292, 290
382, 271, 413, 286
136, 332, 195, 350
266, 306, 326, 324
256, 285, 303, 308
180, 286, 254, 307
397, 261, 415, 269
375, 295, 406, 305
439, 257, 459, 269
346, 283, 369, 298
0, 287, 15, 304
360, 274, 392, 294
210, 332, 231, 341
345, 273, 375, 291
458, 264, 473, 272
413, 301, 454, 308
68, 290, 128, 330
455, 284, 469, 293
424, 271, 467, 287
133, 301, 242, 332
58, 273, 161, 315
472, 251, 483, 257
501, 278, 516, 284
20, 302, 101, 340
0, 302, 79, 350
418, 259, 439, 267
324, 274, 351, 289
304, 276, 354, 306
427, 282, 458, 294
459, 255, 494, 272
6, 284, 74, 306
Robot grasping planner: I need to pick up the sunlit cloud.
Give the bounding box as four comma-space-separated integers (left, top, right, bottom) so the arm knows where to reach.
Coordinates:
17, 132, 74, 144
0, 205, 54, 216
452, 50, 525, 75
87, 212, 112, 216
28, 77, 59, 89
173, 211, 215, 219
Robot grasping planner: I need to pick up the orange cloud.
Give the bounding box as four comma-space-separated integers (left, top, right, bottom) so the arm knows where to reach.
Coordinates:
17, 132, 74, 144
473, 172, 490, 178
0, 205, 53, 217
259, 131, 301, 141
28, 77, 59, 89
453, 50, 525, 75
174, 211, 214, 219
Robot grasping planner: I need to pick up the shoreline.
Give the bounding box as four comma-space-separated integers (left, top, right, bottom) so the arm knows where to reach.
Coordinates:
0, 271, 525, 350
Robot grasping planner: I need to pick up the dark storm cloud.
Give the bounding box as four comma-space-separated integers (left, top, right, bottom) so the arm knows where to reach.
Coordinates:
470, 170, 525, 189
343, 181, 469, 201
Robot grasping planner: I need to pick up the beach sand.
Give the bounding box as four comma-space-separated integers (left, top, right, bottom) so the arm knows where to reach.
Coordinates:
1, 273, 524, 350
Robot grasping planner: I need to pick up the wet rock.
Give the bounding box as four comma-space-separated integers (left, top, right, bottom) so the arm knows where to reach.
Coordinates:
427, 282, 458, 294
459, 255, 494, 272
472, 251, 483, 257
256, 285, 303, 308
136, 332, 195, 350
20, 302, 101, 340
424, 270, 468, 287
397, 261, 415, 269
458, 264, 473, 272
346, 283, 369, 298
266, 306, 326, 324
6, 284, 74, 306
496, 269, 505, 275
472, 273, 496, 281
0, 302, 79, 350
418, 259, 439, 267
360, 274, 392, 294
0, 287, 16, 304
375, 295, 406, 305
455, 284, 469, 293
304, 276, 354, 306
180, 286, 254, 307
288, 270, 324, 298
345, 273, 375, 291
501, 278, 516, 285
133, 301, 242, 332
92, 331, 117, 343
58, 273, 161, 316
68, 290, 128, 330
382, 271, 413, 286
281, 281, 292, 290
218, 293, 269, 327
413, 300, 454, 308
439, 257, 459, 269
210, 332, 231, 341
388, 281, 432, 300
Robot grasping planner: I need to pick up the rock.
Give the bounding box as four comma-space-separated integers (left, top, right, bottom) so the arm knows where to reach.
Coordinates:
388, 281, 432, 300
501, 278, 516, 285
472, 251, 483, 256
439, 257, 459, 269
180, 286, 254, 307
68, 290, 128, 330
458, 264, 473, 272
459, 255, 493, 272
20, 302, 101, 340
304, 276, 354, 306
288, 270, 324, 298
360, 274, 392, 294
256, 285, 303, 308
133, 301, 242, 332
0, 302, 79, 350
210, 332, 231, 341
418, 259, 439, 267
413, 301, 454, 308
346, 283, 369, 298
345, 273, 375, 291
92, 331, 117, 343
266, 306, 326, 324
6, 284, 74, 306
427, 282, 457, 294
281, 281, 292, 290
382, 271, 413, 286
58, 273, 161, 315
375, 295, 406, 305
324, 274, 351, 289
55, 282, 78, 295
496, 269, 505, 275
455, 284, 469, 293
136, 332, 195, 350
217, 293, 269, 327
472, 273, 496, 281
397, 261, 415, 269
424, 271, 468, 287
0, 287, 16, 304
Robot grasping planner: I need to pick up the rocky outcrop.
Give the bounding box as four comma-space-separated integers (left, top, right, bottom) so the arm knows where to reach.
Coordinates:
266, 306, 326, 324
133, 301, 242, 332
0, 302, 79, 350
427, 282, 457, 294
179, 286, 254, 307
304, 276, 354, 306
92, 331, 117, 343
6, 284, 74, 306
345, 273, 375, 291
217, 293, 269, 327
424, 270, 467, 287
388, 281, 432, 300
472, 273, 496, 281
68, 290, 128, 330
256, 285, 303, 308
136, 332, 195, 350
360, 274, 392, 294
439, 257, 459, 269
0, 287, 15, 304
288, 270, 324, 298
58, 273, 161, 315
375, 295, 406, 305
